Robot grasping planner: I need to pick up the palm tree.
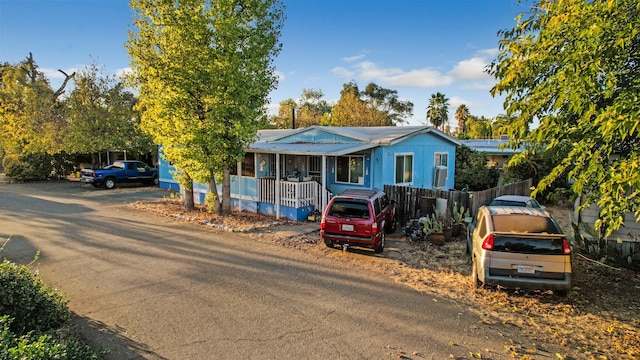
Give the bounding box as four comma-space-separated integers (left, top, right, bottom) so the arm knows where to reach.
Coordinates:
426, 92, 450, 131
455, 104, 470, 134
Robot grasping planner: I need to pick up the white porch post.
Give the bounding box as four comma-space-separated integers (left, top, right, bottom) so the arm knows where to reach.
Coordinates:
322, 155, 327, 212
275, 153, 281, 218
237, 161, 242, 211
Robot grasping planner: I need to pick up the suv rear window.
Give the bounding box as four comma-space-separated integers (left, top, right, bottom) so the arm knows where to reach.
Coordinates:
493, 236, 565, 254
328, 199, 370, 219
492, 215, 561, 234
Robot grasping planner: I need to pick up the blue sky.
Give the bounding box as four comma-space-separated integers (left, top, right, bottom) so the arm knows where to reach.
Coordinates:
0, 0, 527, 127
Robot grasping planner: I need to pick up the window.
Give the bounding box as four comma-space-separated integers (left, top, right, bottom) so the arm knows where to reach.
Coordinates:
395, 153, 413, 184
435, 152, 448, 167
230, 153, 255, 177
336, 156, 364, 184
433, 152, 448, 188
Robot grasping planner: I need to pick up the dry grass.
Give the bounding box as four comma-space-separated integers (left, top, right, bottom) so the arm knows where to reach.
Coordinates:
131, 199, 640, 360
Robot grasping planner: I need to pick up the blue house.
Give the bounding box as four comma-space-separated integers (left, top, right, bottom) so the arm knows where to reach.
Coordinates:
159, 125, 460, 221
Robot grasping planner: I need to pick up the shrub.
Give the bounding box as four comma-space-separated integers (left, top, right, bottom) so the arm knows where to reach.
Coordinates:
0, 250, 105, 359
0, 315, 104, 360
0, 260, 68, 335
2, 153, 53, 182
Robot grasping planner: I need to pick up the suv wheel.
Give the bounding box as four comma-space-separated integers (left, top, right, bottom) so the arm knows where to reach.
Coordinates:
324, 240, 334, 248
374, 232, 385, 254
385, 220, 397, 234
472, 258, 483, 289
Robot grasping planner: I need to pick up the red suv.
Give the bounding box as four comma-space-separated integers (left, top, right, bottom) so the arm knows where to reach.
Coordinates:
320, 189, 396, 253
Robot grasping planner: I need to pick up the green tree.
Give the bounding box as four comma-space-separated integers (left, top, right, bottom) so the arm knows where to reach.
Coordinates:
64, 63, 154, 165
361, 82, 413, 126
127, 0, 284, 214
330, 81, 412, 126
465, 115, 492, 139
270, 89, 331, 129
425, 92, 449, 131
454, 145, 500, 191
454, 104, 470, 134
490, 0, 640, 234
0, 54, 72, 156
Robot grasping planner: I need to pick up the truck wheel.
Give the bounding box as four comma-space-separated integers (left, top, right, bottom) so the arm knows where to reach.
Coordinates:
104, 177, 117, 189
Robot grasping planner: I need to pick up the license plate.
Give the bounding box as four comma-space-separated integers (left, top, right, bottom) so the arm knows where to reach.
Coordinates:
517, 265, 535, 274
341, 224, 354, 231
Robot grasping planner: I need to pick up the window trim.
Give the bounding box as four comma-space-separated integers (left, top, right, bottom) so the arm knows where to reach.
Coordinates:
394, 152, 414, 185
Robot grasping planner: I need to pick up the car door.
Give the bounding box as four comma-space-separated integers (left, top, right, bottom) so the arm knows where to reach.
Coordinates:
126, 162, 139, 182
136, 162, 152, 181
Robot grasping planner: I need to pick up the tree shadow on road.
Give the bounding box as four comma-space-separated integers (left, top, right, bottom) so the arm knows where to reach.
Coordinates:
71, 313, 169, 360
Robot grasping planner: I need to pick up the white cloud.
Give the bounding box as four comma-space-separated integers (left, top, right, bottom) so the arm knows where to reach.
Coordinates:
274, 70, 286, 82
449, 57, 491, 80
383, 68, 452, 88
477, 48, 499, 58
333, 60, 451, 88
331, 66, 355, 79
342, 54, 365, 62
115, 67, 132, 80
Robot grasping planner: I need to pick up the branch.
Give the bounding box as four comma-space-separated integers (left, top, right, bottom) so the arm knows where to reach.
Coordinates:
53, 69, 76, 100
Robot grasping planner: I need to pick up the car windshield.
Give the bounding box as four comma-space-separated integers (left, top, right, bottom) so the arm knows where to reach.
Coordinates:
328, 199, 370, 219
492, 214, 562, 234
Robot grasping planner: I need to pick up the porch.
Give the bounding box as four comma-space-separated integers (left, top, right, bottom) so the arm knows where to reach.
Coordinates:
254, 178, 331, 221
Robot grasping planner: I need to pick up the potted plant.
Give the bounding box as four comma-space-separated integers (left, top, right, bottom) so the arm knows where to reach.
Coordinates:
420, 213, 445, 245
451, 202, 470, 238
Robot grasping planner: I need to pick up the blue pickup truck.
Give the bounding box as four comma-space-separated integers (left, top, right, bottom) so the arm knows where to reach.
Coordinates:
80, 160, 158, 189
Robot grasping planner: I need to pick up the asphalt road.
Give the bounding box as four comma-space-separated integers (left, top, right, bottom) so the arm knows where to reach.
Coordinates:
1, 181, 529, 360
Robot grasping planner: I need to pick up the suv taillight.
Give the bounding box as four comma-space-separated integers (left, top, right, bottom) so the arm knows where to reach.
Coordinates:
371, 221, 378, 235
320, 216, 326, 230
562, 237, 571, 255
481, 234, 494, 250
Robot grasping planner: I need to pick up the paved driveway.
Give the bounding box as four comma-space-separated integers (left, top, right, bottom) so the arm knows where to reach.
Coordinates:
1, 181, 535, 359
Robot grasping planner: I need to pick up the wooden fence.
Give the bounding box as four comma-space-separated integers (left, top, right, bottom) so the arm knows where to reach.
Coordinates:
384, 179, 533, 227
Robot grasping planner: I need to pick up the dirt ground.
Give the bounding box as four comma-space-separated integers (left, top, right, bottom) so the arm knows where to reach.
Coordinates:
131, 200, 640, 360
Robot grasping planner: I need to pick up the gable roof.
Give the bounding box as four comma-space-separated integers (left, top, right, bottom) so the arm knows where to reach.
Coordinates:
247, 126, 460, 156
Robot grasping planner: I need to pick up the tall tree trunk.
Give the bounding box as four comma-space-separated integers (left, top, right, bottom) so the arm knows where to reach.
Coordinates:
221, 166, 232, 216
183, 173, 195, 211
208, 169, 222, 215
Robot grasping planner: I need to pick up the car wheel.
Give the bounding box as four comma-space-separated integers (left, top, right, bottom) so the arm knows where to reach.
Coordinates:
374, 232, 385, 254
324, 240, 334, 248
472, 258, 483, 289
153, 175, 159, 186
104, 178, 117, 189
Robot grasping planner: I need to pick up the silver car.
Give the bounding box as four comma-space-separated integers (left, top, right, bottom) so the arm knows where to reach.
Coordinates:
470, 206, 572, 295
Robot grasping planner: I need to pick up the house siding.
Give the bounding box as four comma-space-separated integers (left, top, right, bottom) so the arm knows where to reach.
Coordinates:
377, 135, 456, 190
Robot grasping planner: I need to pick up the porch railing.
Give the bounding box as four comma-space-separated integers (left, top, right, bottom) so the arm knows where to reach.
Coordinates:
258, 178, 330, 211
